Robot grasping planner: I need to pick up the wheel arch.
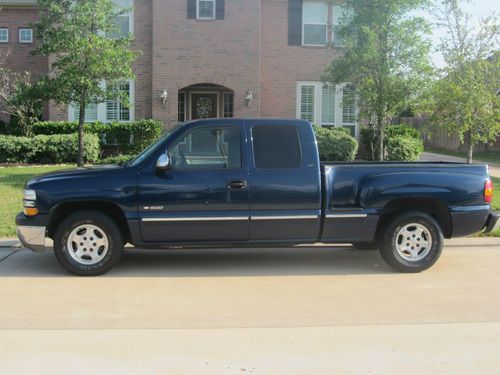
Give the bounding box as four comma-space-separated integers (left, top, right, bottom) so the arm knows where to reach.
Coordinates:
376, 197, 452, 239
47, 201, 132, 244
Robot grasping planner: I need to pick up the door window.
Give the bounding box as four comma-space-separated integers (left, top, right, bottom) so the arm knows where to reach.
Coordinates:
170, 126, 241, 170
252, 125, 302, 169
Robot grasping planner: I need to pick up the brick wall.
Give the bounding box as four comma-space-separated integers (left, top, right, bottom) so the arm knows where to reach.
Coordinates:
0, 7, 48, 122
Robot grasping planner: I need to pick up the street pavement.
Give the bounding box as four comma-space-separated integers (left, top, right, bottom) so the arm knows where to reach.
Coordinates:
420, 152, 500, 178
0, 238, 499, 374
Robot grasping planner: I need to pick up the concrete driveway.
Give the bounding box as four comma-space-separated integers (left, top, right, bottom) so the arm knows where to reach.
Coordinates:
0, 239, 500, 374
420, 152, 500, 177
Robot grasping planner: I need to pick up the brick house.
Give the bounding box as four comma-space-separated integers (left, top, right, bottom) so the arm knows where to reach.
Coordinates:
0, 0, 359, 137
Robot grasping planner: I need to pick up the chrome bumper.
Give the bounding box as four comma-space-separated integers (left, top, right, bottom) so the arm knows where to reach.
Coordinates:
16, 226, 47, 252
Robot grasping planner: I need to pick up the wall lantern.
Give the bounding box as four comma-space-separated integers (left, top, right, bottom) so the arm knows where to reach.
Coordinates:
160, 89, 168, 105
245, 90, 253, 107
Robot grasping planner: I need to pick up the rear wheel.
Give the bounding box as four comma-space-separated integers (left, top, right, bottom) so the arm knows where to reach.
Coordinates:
54, 210, 123, 276
379, 211, 443, 273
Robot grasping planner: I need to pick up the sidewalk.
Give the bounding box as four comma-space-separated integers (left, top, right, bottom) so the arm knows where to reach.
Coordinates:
420, 152, 500, 178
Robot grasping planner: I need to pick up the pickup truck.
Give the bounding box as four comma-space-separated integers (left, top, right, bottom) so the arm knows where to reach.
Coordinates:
16, 118, 500, 275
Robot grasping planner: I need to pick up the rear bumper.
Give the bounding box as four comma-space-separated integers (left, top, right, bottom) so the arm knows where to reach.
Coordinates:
484, 212, 500, 234
15, 212, 49, 253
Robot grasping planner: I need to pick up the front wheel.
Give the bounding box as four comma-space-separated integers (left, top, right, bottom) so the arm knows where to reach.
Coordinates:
379, 212, 443, 273
54, 210, 123, 276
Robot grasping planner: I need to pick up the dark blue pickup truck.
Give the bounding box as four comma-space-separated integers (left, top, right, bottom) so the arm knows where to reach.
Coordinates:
16, 118, 499, 275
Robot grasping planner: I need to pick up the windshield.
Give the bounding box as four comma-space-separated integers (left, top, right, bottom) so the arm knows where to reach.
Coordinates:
127, 126, 180, 167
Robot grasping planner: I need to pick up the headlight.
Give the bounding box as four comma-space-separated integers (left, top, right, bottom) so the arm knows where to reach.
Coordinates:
23, 189, 38, 217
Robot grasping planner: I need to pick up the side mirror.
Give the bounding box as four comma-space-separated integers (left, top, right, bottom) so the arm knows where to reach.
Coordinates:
155, 153, 171, 173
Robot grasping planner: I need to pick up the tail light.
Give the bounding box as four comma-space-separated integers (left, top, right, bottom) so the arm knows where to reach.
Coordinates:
484, 178, 493, 203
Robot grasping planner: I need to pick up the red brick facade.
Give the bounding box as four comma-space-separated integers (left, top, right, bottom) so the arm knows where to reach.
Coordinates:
0, 0, 348, 131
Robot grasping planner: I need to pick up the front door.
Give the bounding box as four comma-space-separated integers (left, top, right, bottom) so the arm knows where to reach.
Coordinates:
191, 93, 218, 119
138, 121, 249, 244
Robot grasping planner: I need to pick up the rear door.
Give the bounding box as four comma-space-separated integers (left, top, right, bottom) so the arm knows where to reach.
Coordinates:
246, 120, 322, 242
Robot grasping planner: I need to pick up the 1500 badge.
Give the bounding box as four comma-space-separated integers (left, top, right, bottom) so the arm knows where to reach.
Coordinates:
142, 205, 165, 211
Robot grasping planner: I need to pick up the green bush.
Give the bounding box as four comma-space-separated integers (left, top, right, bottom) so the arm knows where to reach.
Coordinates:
314, 126, 358, 161
0, 133, 100, 163
31, 119, 164, 154
97, 154, 135, 166
386, 136, 424, 161
384, 124, 420, 142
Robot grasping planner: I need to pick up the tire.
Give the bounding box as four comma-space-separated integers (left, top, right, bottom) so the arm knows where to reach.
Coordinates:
54, 210, 123, 276
378, 211, 443, 273
351, 242, 378, 250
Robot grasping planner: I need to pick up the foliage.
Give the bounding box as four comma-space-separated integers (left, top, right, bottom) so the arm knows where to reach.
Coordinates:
430, 0, 500, 163
386, 136, 424, 161
30, 119, 163, 154
34, 0, 141, 166
361, 124, 420, 159
0, 133, 100, 163
0, 66, 43, 137
323, 0, 433, 161
314, 126, 359, 161
97, 154, 135, 165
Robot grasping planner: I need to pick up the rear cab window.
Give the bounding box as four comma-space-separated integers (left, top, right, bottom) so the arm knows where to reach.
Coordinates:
251, 125, 302, 169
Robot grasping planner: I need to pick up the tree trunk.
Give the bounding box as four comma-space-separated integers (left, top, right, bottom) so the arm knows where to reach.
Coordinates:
77, 95, 86, 167
465, 131, 474, 164
377, 117, 384, 161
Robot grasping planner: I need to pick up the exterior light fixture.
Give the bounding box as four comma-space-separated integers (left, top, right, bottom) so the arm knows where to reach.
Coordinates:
160, 89, 168, 105
245, 90, 253, 107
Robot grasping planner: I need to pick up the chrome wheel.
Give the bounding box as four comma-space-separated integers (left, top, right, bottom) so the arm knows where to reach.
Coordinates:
395, 223, 433, 261
66, 224, 109, 265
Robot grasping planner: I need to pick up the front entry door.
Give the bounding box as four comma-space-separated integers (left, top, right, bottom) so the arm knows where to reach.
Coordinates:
191, 93, 218, 119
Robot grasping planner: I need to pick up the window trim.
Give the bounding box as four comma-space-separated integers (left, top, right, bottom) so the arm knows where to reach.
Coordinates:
301, 2, 328, 47
0, 28, 8, 43
197, 0, 216, 20
18, 28, 33, 43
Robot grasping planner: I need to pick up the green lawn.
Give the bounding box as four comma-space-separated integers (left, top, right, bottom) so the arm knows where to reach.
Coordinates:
427, 149, 500, 165
0, 166, 69, 237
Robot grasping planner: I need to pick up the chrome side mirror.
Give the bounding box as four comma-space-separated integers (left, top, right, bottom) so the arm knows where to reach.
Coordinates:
155, 153, 171, 173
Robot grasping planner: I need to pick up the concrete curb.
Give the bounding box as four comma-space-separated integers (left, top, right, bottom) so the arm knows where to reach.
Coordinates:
0, 238, 21, 248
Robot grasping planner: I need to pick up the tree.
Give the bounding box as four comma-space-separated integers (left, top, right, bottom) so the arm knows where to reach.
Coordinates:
34, 0, 140, 166
323, 0, 433, 160
431, 0, 500, 163
0, 51, 43, 136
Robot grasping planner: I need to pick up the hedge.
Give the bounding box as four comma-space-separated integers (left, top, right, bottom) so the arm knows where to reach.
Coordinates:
314, 126, 359, 161
0, 133, 100, 163
97, 154, 135, 166
30, 119, 163, 154
386, 136, 424, 161
384, 124, 420, 142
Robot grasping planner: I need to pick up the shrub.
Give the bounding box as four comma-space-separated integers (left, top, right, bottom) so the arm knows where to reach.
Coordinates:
314, 126, 358, 161
97, 154, 135, 166
31, 119, 164, 154
384, 124, 420, 142
0, 133, 100, 163
386, 136, 424, 161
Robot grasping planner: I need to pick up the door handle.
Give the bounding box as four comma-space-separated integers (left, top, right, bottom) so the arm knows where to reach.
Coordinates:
227, 180, 247, 190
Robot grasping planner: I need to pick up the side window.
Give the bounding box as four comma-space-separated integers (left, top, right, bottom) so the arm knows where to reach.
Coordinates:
170, 126, 241, 170
252, 125, 302, 169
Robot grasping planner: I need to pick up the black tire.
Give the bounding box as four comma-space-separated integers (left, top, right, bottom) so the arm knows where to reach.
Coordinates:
379, 211, 443, 273
54, 210, 123, 276
351, 242, 378, 250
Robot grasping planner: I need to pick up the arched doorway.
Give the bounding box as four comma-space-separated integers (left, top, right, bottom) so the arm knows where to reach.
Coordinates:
178, 83, 234, 122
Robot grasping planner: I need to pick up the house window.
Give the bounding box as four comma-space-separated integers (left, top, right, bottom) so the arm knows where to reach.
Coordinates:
223, 93, 234, 118
197, 0, 215, 20
71, 102, 98, 123
178, 92, 186, 123
332, 5, 347, 47
0, 28, 8, 43
297, 82, 358, 137
19, 28, 33, 43
108, 0, 133, 38
106, 81, 131, 122
302, 2, 328, 46
300, 85, 315, 122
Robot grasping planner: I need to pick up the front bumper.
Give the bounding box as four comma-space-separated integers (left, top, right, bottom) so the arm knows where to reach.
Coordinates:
15, 212, 48, 252
484, 212, 500, 233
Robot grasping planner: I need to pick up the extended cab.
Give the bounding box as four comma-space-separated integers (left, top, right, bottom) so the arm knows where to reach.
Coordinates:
16, 119, 500, 275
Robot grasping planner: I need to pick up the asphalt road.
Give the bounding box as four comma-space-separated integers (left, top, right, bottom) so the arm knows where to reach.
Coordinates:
420, 152, 500, 177
0, 238, 499, 374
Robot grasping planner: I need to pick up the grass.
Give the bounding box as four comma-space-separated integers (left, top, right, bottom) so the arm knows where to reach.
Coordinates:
0, 165, 69, 238
427, 149, 500, 165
